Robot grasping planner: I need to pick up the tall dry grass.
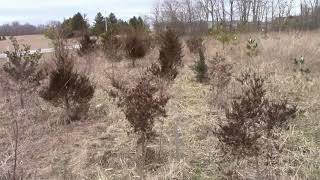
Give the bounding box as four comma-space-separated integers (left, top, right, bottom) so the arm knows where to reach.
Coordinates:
0, 30, 319, 179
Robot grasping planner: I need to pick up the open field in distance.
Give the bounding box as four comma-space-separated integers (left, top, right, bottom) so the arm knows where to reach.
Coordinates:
0, 35, 52, 51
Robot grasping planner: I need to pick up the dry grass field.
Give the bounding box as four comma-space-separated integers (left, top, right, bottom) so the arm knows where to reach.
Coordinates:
0, 31, 320, 179
0, 35, 52, 52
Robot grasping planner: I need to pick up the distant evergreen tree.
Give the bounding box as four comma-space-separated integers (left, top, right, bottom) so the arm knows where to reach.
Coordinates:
93, 12, 105, 36
129, 16, 144, 30
61, 18, 74, 38
108, 13, 118, 24
60, 12, 88, 37
149, 28, 183, 81
107, 13, 118, 33
71, 12, 88, 31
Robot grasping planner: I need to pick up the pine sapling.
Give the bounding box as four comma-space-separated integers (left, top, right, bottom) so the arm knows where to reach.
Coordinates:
40, 35, 95, 123
192, 49, 208, 82
152, 28, 183, 81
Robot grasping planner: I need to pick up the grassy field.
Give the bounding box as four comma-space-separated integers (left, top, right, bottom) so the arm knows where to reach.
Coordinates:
0, 31, 320, 179
0, 34, 52, 52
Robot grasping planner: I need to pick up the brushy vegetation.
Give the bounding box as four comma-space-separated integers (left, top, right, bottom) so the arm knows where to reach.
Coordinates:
214, 72, 297, 179
40, 34, 95, 123
109, 71, 169, 178
210, 28, 235, 49
1, 12, 320, 179
124, 30, 148, 67
3, 36, 43, 108
150, 28, 183, 81
186, 36, 204, 54
78, 34, 96, 56
294, 56, 311, 74
246, 38, 259, 57
208, 53, 233, 109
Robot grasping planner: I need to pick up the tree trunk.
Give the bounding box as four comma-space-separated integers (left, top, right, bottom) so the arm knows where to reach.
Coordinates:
230, 0, 234, 31
137, 132, 146, 179
19, 85, 24, 109
13, 115, 18, 180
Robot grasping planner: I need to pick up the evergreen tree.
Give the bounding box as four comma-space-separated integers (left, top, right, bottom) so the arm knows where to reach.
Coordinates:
40, 37, 95, 123
61, 18, 74, 38
192, 49, 208, 82
129, 16, 144, 30
93, 12, 105, 36
107, 13, 117, 33
71, 12, 88, 31
149, 28, 183, 81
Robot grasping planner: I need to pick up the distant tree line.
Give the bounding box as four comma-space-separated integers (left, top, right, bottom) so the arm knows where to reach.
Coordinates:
43, 12, 149, 39
91, 12, 149, 36
2, 0, 320, 37
0, 22, 45, 36
152, 0, 320, 34
0, 12, 149, 38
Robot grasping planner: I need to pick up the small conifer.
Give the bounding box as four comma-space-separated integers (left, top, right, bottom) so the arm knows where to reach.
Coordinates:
192, 49, 208, 82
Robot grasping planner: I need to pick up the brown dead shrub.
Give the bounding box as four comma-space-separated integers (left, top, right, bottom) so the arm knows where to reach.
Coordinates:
109, 68, 169, 176
214, 72, 297, 179
124, 30, 149, 67
209, 53, 233, 109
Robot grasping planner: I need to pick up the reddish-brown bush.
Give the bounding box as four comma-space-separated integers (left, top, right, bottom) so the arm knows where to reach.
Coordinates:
124, 31, 148, 67
214, 72, 297, 178
109, 72, 169, 168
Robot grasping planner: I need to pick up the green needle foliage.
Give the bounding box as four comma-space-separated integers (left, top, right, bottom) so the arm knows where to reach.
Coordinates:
150, 28, 183, 81
41, 35, 95, 123
192, 49, 208, 82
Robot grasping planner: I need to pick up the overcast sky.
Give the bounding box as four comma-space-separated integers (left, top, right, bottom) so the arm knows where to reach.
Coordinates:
0, 0, 154, 25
